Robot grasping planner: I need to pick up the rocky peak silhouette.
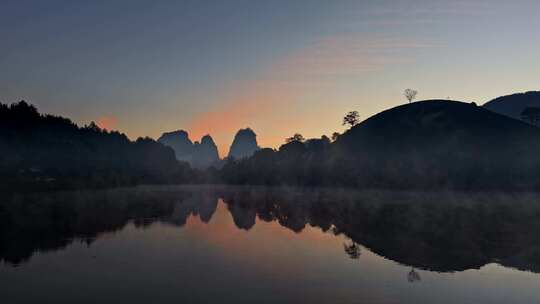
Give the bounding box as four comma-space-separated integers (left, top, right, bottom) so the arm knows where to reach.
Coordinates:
157, 130, 194, 162
227, 128, 259, 159
192, 134, 220, 168
158, 130, 219, 168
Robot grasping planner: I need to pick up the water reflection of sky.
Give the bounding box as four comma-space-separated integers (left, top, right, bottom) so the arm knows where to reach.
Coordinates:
2, 195, 540, 304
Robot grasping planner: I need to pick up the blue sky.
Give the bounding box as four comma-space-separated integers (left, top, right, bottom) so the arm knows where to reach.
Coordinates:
2, 0, 539, 154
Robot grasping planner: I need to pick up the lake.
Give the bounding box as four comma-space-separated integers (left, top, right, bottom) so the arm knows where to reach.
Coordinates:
1, 185, 540, 303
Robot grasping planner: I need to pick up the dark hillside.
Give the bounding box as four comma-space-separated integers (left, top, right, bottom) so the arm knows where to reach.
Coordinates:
334, 100, 540, 189
222, 100, 540, 189
483, 91, 540, 121
0, 101, 192, 190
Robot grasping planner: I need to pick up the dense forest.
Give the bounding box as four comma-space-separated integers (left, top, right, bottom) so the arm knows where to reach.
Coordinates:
0, 101, 194, 190
3, 99, 540, 191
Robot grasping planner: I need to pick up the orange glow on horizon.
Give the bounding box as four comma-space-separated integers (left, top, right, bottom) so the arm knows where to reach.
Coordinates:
184, 35, 436, 156
187, 82, 302, 156
96, 115, 119, 131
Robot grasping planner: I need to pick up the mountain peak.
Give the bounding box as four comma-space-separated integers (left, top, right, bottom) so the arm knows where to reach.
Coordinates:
200, 134, 216, 146
192, 134, 219, 168
227, 128, 260, 159
158, 131, 219, 168
159, 130, 191, 141
158, 130, 194, 162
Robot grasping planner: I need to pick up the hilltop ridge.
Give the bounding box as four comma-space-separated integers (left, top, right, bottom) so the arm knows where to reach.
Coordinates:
483, 91, 540, 121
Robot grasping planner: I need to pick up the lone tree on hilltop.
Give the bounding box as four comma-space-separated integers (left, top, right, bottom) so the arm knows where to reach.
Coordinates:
342, 111, 360, 127
404, 89, 418, 103
285, 133, 305, 143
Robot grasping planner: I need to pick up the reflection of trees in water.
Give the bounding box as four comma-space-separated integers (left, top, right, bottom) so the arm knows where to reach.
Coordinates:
0, 188, 185, 265
343, 241, 361, 259
218, 188, 540, 274
0, 187, 226, 266
4, 186, 540, 274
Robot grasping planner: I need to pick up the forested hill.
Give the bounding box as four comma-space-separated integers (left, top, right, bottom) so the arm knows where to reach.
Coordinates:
334, 100, 540, 189
0, 101, 193, 190
221, 100, 540, 190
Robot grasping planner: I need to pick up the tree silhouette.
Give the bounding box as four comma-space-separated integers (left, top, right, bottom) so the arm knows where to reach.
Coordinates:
343, 241, 361, 259
320, 135, 331, 144
407, 268, 421, 282
331, 132, 340, 141
285, 133, 305, 143
86, 121, 102, 132
521, 107, 540, 126
342, 111, 360, 127
404, 89, 418, 103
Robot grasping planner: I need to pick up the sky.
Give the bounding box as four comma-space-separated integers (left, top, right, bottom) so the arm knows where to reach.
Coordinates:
2, 0, 540, 156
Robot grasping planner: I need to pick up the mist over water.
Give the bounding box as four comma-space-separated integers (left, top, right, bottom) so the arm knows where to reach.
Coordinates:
2, 185, 540, 303
3, 1, 540, 303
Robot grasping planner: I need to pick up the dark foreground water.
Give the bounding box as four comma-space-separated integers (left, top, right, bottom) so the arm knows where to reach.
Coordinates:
2, 186, 540, 304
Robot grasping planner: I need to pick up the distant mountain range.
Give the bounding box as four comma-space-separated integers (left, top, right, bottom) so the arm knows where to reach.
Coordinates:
158, 131, 220, 169
157, 90, 540, 173
158, 128, 260, 168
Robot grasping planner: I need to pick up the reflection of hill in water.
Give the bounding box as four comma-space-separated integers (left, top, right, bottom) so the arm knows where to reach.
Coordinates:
2, 186, 540, 273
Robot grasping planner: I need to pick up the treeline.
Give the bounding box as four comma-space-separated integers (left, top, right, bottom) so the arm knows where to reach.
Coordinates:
0, 101, 195, 190
220, 136, 344, 186
5, 100, 540, 191
219, 101, 540, 190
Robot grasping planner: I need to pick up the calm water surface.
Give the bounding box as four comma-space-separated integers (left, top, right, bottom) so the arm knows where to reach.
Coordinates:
1, 186, 540, 303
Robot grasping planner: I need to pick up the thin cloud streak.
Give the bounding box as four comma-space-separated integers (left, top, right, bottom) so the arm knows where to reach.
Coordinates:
271, 36, 441, 82
342, 0, 497, 27
360, 0, 496, 17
